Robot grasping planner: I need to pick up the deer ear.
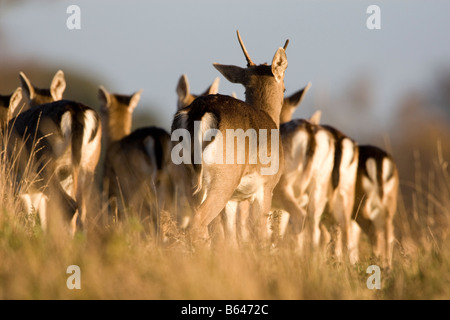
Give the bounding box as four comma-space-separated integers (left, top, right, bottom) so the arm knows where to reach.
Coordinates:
98, 86, 111, 110
286, 82, 312, 108
176, 74, 190, 102
50, 70, 66, 101
202, 77, 220, 96
309, 110, 322, 125
9, 87, 23, 120
271, 48, 288, 83
213, 63, 247, 85
129, 89, 143, 111
19, 71, 35, 102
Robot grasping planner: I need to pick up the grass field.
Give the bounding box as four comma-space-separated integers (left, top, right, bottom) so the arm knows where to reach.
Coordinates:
0, 142, 449, 300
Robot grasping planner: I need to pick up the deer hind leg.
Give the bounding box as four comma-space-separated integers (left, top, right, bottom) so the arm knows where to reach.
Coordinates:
349, 220, 362, 264
307, 178, 331, 254
371, 206, 386, 262
384, 216, 395, 268
237, 200, 251, 245
333, 142, 358, 263
341, 186, 359, 264
189, 173, 240, 247
272, 184, 307, 252
330, 189, 353, 262
210, 200, 239, 248
246, 185, 278, 249
383, 164, 398, 268
20, 192, 49, 230
267, 209, 290, 247
222, 200, 239, 247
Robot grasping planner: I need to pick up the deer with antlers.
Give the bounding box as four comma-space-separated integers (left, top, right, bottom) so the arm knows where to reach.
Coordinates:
171, 31, 289, 246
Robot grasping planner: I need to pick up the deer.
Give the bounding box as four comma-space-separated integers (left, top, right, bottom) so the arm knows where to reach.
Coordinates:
171, 30, 288, 247
269, 82, 360, 263
270, 85, 337, 252
100, 75, 221, 238
277, 84, 398, 264
317, 124, 359, 261
220, 85, 323, 247
351, 145, 399, 267
5, 71, 101, 234
175, 74, 221, 230
99, 86, 167, 234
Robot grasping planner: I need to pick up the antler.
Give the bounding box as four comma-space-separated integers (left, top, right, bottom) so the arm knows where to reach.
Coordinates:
283, 39, 289, 51
236, 30, 255, 67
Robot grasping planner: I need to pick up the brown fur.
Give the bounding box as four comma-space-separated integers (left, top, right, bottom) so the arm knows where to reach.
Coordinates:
100, 87, 177, 237
172, 31, 288, 246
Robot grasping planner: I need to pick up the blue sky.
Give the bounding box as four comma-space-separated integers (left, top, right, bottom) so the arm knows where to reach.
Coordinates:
1, 0, 450, 137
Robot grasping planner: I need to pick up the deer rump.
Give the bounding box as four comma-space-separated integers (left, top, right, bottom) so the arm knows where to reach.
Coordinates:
7, 100, 100, 224
172, 94, 279, 204
104, 126, 173, 220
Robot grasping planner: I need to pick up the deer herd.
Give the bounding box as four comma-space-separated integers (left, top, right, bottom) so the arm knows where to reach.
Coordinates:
0, 31, 398, 267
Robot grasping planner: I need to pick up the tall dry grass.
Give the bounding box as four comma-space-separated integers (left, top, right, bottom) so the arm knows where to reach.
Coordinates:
0, 131, 449, 300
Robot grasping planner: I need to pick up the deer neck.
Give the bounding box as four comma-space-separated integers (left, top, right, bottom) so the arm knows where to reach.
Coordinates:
103, 111, 132, 148
245, 85, 284, 128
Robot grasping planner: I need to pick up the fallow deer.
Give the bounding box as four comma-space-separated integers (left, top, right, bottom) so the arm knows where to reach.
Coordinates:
171, 31, 288, 246
318, 124, 359, 261
175, 74, 221, 230
278, 84, 397, 264
352, 145, 399, 267
7, 97, 102, 234
100, 75, 221, 237
220, 85, 321, 247
270, 82, 360, 263
271, 85, 336, 252
100, 86, 183, 241
99, 86, 170, 233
